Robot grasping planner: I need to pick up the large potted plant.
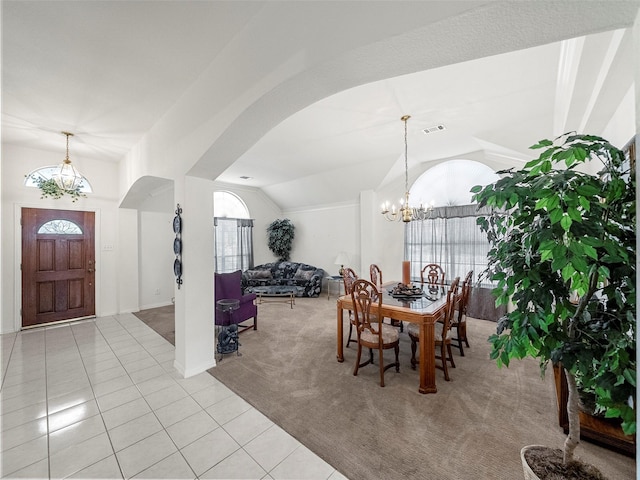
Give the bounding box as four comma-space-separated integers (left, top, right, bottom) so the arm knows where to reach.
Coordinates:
471, 133, 636, 479
267, 218, 295, 261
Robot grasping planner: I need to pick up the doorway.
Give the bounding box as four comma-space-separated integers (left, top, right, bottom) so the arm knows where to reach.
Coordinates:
21, 208, 96, 328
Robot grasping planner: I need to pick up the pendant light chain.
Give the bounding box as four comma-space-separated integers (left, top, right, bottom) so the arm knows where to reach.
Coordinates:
403, 115, 410, 193
63, 131, 74, 164
380, 114, 433, 222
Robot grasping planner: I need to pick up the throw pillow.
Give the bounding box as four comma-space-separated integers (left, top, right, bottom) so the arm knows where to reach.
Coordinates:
247, 270, 272, 280
293, 268, 315, 281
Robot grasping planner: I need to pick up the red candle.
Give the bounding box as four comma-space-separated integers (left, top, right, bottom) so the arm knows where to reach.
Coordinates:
402, 261, 410, 285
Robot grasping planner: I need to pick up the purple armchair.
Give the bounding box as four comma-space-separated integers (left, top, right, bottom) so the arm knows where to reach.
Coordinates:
215, 270, 257, 333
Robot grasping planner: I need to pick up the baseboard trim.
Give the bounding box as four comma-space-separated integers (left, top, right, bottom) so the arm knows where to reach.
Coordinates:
173, 358, 217, 378
139, 301, 174, 311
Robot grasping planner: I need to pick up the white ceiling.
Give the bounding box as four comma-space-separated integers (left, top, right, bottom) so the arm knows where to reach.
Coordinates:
2, 1, 638, 211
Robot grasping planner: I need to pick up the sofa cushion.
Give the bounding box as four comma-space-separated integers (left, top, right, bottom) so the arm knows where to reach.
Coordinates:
293, 267, 315, 282
246, 269, 272, 280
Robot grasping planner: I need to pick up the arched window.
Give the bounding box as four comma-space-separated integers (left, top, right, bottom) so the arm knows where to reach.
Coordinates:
410, 159, 499, 207
38, 220, 83, 234
213, 191, 254, 273
213, 191, 249, 218
25, 166, 93, 193
405, 160, 500, 290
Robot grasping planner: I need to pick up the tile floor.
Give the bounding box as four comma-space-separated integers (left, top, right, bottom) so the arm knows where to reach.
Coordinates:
0, 313, 347, 479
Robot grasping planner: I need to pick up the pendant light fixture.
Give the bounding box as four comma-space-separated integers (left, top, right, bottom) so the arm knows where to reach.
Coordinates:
52, 131, 84, 191
380, 115, 432, 222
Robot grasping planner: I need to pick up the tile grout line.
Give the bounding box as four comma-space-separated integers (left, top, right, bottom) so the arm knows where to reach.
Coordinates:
103, 315, 200, 479
69, 317, 128, 479
115, 313, 257, 479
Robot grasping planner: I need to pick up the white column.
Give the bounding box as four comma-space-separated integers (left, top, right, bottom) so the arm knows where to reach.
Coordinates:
173, 175, 216, 377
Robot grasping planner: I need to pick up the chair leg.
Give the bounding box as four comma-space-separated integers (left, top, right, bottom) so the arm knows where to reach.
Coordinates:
379, 349, 385, 387
447, 344, 456, 368
353, 343, 362, 376
462, 322, 470, 348
394, 344, 400, 372
440, 342, 450, 381
410, 336, 417, 370
455, 325, 465, 356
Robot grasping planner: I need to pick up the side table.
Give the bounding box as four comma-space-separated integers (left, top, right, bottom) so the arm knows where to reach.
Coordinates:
326, 275, 343, 300
216, 299, 241, 360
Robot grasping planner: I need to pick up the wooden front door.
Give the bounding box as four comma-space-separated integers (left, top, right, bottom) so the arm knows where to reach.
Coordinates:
22, 208, 96, 328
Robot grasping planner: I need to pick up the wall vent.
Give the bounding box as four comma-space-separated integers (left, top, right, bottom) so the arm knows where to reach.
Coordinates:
423, 124, 446, 134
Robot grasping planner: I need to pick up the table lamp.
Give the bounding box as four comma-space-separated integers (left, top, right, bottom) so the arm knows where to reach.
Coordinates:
334, 251, 349, 276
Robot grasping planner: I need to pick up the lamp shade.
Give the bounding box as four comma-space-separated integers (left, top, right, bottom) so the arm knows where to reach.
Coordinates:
334, 252, 349, 266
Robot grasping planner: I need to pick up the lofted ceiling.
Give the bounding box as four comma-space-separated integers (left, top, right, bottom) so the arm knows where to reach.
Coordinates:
2, 1, 638, 211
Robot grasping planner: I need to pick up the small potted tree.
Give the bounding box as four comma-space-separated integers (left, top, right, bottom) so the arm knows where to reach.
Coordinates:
471, 133, 636, 479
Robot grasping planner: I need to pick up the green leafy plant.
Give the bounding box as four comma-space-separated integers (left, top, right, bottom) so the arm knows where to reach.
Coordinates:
267, 218, 295, 261
27, 175, 86, 202
471, 133, 636, 465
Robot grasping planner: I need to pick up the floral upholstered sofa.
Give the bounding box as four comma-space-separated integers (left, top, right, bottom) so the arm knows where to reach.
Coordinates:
242, 261, 324, 297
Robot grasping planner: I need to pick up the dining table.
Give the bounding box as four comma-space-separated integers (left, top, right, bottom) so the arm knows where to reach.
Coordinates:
336, 281, 448, 394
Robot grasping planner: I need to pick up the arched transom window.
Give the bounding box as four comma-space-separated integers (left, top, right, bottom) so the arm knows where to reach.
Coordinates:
38, 219, 83, 234
25, 166, 93, 193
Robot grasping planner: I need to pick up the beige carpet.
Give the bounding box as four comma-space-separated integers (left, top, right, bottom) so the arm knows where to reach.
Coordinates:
136, 299, 635, 480
134, 304, 175, 346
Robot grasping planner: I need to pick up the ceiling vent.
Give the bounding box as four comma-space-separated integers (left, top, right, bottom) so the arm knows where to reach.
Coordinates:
239, 176, 252, 180
423, 124, 446, 134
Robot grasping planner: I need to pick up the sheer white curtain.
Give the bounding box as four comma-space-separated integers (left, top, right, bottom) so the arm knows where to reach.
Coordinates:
214, 218, 254, 273
404, 205, 494, 287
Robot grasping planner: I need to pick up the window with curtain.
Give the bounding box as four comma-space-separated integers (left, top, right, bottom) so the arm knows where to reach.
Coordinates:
214, 218, 254, 273
404, 160, 500, 287
213, 191, 254, 273
404, 205, 494, 287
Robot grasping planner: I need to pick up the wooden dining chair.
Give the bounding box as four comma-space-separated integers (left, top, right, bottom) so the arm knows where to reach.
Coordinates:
369, 264, 382, 287
407, 276, 460, 381
342, 267, 358, 348
370, 263, 403, 333
451, 270, 473, 356
350, 279, 400, 387
420, 263, 445, 286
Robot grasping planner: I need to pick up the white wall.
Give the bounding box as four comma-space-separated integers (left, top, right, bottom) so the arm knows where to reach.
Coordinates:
1, 143, 123, 333
285, 203, 360, 277
139, 210, 174, 309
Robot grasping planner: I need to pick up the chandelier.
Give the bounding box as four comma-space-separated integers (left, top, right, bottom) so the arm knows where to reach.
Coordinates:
52, 131, 84, 191
381, 115, 433, 222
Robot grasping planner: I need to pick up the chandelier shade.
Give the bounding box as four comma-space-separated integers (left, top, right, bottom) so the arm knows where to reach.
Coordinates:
52, 132, 84, 191
380, 115, 433, 223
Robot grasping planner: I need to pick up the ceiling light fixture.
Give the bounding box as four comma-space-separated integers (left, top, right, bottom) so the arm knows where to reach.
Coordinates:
381, 115, 433, 222
52, 131, 84, 191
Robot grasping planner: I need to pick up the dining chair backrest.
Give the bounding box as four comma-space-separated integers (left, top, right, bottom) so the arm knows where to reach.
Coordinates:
342, 267, 358, 295
369, 264, 382, 288
350, 279, 383, 341
442, 276, 461, 332
420, 263, 445, 286
460, 270, 473, 316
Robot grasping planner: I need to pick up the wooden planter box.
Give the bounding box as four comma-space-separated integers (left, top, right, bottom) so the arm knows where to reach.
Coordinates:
553, 365, 635, 456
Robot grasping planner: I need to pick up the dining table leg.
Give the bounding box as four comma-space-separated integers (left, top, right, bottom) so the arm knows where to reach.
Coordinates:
418, 321, 437, 394
337, 301, 344, 362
